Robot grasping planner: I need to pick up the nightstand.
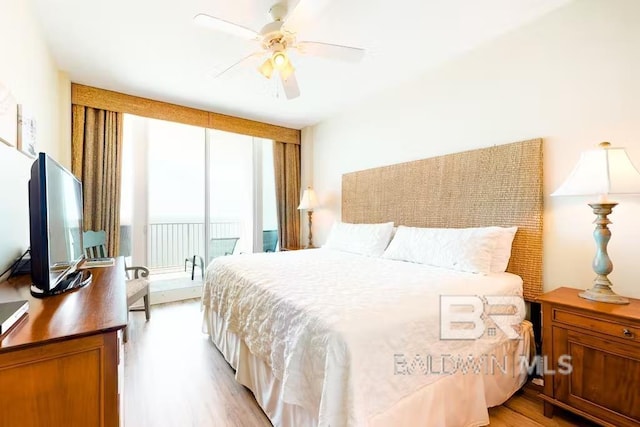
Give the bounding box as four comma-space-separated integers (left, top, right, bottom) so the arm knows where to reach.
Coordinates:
537, 287, 640, 427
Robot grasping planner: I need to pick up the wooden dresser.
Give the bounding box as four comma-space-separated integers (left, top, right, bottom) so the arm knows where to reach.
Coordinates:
0, 259, 128, 427
538, 287, 640, 427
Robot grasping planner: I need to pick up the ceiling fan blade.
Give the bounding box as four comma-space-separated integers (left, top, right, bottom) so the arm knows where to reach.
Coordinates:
280, 71, 300, 100
213, 52, 264, 79
282, 0, 332, 33
194, 13, 259, 40
294, 41, 365, 62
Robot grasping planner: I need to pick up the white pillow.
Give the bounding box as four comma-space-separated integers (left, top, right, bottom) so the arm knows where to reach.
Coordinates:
488, 226, 518, 273
382, 226, 504, 274
324, 221, 395, 257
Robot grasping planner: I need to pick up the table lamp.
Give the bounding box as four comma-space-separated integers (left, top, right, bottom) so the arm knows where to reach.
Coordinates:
552, 142, 640, 304
298, 186, 318, 248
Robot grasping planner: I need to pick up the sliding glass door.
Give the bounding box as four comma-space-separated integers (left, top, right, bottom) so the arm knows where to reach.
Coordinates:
208, 130, 253, 259
207, 131, 279, 258
261, 139, 279, 252
121, 115, 278, 303
147, 119, 205, 272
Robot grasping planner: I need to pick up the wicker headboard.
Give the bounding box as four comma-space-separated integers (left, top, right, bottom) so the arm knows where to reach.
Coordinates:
342, 139, 543, 301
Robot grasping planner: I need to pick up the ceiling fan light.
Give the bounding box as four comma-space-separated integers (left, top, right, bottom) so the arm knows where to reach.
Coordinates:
272, 51, 287, 69
258, 58, 274, 79
280, 60, 295, 81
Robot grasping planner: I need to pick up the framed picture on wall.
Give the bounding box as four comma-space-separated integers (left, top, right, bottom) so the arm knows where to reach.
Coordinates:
0, 83, 18, 147
17, 105, 37, 158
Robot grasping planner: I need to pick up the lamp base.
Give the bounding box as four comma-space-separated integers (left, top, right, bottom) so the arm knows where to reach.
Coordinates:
578, 202, 629, 305
579, 286, 629, 305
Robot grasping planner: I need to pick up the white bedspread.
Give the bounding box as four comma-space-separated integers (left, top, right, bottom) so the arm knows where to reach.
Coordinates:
202, 248, 524, 427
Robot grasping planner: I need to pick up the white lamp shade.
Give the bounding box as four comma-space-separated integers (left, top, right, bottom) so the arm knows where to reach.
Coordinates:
280, 60, 295, 81
298, 187, 318, 210
552, 144, 640, 199
259, 58, 274, 79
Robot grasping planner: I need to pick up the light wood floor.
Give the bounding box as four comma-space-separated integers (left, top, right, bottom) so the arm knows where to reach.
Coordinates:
124, 300, 596, 427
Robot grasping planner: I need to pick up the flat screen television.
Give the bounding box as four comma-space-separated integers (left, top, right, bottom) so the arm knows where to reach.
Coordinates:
29, 153, 85, 296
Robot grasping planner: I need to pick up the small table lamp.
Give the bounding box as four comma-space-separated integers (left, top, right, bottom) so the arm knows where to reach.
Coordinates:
552, 142, 640, 304
298, 186, 318, 248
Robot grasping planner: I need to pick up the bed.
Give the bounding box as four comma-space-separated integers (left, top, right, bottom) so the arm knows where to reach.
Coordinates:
201, 139, 543, 427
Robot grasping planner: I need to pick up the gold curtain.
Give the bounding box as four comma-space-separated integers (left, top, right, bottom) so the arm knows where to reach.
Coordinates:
273, 141, 301, 249
71, 105, 123, 257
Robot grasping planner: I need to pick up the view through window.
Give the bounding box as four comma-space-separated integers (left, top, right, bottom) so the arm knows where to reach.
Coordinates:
120, 115, 278, 302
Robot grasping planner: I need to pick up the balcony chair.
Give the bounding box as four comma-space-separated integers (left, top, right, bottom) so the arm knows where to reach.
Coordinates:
83, 230, 150, 342
263, 229, 278, 252
185, 237, 239, 280
119, 224, 132, 278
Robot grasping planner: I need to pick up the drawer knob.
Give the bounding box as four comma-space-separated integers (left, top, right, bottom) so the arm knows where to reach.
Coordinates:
623, 329, 634, 338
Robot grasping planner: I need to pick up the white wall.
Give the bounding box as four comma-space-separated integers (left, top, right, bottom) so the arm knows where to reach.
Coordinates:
308, 0, 640, 298
0, 0, 70, 275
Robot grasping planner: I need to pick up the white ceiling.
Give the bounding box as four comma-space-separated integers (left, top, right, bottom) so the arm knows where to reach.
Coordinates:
31, 0, 570, 129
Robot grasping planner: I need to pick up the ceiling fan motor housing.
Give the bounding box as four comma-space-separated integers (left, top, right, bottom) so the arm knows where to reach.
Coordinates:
260, 2, 295, 50
268, 3, 287, 21
260, 22, 295, 51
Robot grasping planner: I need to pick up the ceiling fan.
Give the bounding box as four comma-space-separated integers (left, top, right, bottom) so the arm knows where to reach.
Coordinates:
194, 1, 365, 100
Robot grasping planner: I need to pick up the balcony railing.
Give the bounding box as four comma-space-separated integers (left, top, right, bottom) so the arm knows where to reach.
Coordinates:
148, 221, 241, 270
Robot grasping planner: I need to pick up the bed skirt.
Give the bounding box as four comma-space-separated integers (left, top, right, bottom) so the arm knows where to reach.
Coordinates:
203, 306, 533, 427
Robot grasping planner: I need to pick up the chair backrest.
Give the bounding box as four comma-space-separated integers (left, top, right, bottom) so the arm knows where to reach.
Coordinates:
262, 230, 278, 252
119, 225, 132, 257
209, 237, 239, 262
83, 230, 107, 258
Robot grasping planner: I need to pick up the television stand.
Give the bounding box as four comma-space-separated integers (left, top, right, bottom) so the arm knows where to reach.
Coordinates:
0, 258, 127, 426
30, 269, 93, 298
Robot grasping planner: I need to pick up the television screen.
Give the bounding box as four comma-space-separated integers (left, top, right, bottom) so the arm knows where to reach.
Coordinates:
29, 153, 84, 294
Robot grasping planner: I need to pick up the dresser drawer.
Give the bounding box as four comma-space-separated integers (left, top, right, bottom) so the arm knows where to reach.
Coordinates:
553, 308, 640, 344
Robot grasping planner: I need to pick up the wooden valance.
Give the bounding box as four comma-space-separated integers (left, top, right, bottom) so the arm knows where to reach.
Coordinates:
71, 84, 300, 144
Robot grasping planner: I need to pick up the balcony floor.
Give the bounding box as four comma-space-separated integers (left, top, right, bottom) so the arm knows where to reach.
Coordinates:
147, 268, 203, 305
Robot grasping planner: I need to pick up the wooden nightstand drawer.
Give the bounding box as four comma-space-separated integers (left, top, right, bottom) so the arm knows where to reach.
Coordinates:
553, 308, 640, 343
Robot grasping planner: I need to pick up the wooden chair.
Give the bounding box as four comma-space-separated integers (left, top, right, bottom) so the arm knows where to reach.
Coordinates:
83, 230, 108, 258
262, 229, 278, 252
185, 237, 239, 280
83, 230, 150, 341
